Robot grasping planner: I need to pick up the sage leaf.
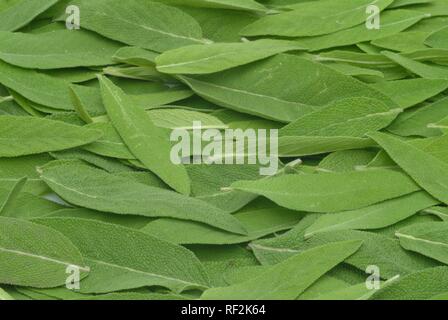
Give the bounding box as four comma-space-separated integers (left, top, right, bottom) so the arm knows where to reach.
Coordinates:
201, 240, 362, 300
0, 216, 87, 288
298, 10, 426, 51
426, 26, 448, 49
98, 75, 191, 195
155, 0, 267, 12
369, 132, 448, 205
180, 54, 396, 122
156, 39, 304, 74
232, 169, 420, 213
279, 97, 401, 137
396, 222, 448, 264
0, 0, 58, 32
0, 30, 122, 69
388, 97, 448, 137
0, 116, 102, 157
68, 0, 207, 52
383, 50, 448, 80
370, 79, 448, 109
34, 218, 210, 293
305, 191, 439, 237
39, 160, 247, 235
373, 267, 448, 300
141, 206, 302, 245
242, 0, 393, 37
0, 60, 73, 110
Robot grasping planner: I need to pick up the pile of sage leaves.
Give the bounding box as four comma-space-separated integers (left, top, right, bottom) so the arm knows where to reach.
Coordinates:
1, 0, 448, 301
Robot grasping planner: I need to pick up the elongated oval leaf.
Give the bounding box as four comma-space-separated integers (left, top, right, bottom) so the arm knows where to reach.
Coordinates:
241, 0, 393, 37
0, 116, 102, 157
279, 97, 401, 137
69, 0, 206, 52
232, 169, 420, 213
180, 54, 396, 122
0, 60, 73, 110
0, 0, 58, 31
0, 30, 122, 69
426, 26, 448, 49
0, 216, 87, 288
156, 39, 304, 74
39, 160, 247, 235
98, 75, 191, 195
201, 240, 362, 300
396, 221, 448, 264
369, 132, 448, 205
141, 206, 302, 245
34, 218, 210, 293
305, 191, 439, 237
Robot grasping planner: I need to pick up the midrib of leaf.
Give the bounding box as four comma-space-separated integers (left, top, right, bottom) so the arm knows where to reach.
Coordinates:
0, 178, 41, 182
0, 246, 89, 272
88, 258, 208, 289
382, 14, 427, 28
315, 56, 389, 65
91, 11, 207, 44
302, 0, 381, 20
158, 52, 231, 69
94, 138, 126, 146
39, 176, 99, 200
297, 108, 402, 136
396, 232, 448, 248
423, 208, 448, 219
249, 243, 301, 254
184, 78, 313, 108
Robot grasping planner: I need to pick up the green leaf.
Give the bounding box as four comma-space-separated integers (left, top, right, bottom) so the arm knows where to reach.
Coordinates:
156, 39, 304, 74
98, 75, 191, 195
279, 136, 376, 157
0, 116, 102, 157
370, 79, 448, 109
180, 54, 396, 123
0, 60, 73, 110
373, 267, 448, 300
426, 26, 448, 49
388, 97, 448, 137
82, 122, 135, 160
0, 287, 14, 300
0, 154, 52, 195
298, 9, 426, 51
39, 160, 247, 235
232, 169, 420, 213
155, 0, 267, 12
369, 132, 448, 205
305, 191, 439, 237
34, 217, 210, 293
279, 97, 401, 137
113, 47, 158, 67
141, 205, 302, 245
201, 240, 362, 300
148, 108, 227, 129
297, 230, 440, 278
70, 0, 207, 52
0, 30, 122, 69
318, 150, 377, 172
0, 0, 58, 31
371, 31, 430, 52
242, 0, 393, 37
423, 206, 448, 221
396, 221, 448, 264
383, 50, 448, 79
0, 177, 27, 215
0, 216, 88, 288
